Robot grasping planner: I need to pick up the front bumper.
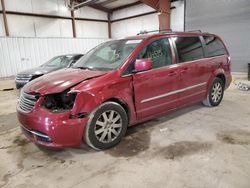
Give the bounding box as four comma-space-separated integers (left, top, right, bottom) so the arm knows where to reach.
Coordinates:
15, 80, 30, 89
17, 107, 89, 148
225, 72, 232, 90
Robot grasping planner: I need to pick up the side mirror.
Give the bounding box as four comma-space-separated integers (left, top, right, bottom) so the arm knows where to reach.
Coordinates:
134, 59, 153, 73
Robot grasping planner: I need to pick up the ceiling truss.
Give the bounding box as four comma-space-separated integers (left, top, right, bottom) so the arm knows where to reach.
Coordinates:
68, 0, 177, 13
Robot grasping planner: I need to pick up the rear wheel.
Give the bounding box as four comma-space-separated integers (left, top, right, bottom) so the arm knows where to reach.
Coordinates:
202, 77, 224, 107
84, 102, 128, 150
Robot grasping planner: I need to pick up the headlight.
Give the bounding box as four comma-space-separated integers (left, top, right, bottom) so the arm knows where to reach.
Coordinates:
31, 74, 43, 80
43, 90, 77, 112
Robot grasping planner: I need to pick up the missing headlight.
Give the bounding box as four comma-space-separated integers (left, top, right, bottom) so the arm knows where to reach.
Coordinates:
43, 90, 77, 112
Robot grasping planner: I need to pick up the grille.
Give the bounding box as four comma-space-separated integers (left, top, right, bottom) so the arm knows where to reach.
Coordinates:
18, 91, 39, 112
16, 74, 32, 82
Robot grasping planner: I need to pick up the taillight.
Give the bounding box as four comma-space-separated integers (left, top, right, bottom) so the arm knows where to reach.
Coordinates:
227, 56, 231, 64
227, 56, 231, 71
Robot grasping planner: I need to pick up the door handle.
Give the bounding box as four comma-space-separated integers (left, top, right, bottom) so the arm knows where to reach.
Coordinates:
180, 68, 188, 74
168, 71, 178, 77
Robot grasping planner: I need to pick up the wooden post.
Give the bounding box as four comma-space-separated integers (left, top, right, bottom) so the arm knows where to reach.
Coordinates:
158, 0, 171, 30
71, 10, 76, 38
1, 0, 9, 36
108, 12, 112, 38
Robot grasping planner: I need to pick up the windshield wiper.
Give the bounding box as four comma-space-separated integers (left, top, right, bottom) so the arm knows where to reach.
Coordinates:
75, 66, 96, 71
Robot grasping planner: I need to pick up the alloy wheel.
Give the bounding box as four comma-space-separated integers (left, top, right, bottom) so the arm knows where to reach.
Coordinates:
211, 82, 223, 103
94, 110, 122, 143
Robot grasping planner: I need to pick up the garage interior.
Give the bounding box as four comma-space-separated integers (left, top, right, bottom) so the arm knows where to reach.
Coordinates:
0, 0, 250, 187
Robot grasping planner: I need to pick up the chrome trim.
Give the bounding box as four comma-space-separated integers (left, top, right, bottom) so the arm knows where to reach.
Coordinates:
15, 80, 30, 83
17, 91, 39, 113
22, 126, 50, 139
121, 54, 228, 78
175, 54, 228, 65
141, 82, 207, 103
121, 65, 179, 78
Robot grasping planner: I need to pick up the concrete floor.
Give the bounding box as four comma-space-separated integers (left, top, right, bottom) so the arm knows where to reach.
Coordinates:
0, 81, 250, 188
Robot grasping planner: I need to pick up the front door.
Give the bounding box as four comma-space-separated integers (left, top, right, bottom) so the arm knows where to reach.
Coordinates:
132, 37, 180, 120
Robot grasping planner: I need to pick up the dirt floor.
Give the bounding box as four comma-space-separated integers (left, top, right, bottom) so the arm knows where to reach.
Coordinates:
0, 81, 250, 188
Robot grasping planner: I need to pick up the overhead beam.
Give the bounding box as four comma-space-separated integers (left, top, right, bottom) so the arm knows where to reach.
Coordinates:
112, 1, 142, 11
100, 0, 117, 6
69, 0, 112, 12
0, 10, 108, 22
111, 11, 157, 23
1, 0, 9, 36
70, 0, 98, 9
139, 0, 158, 10
88, 4, 112, 13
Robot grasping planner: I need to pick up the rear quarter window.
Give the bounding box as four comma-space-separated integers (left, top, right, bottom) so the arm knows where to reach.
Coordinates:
203, 36, 227, 57
174, 37, 204, 63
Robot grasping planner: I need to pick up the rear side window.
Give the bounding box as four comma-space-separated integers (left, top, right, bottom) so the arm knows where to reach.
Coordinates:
203, 36, 226, 57
174, 37, 204, 63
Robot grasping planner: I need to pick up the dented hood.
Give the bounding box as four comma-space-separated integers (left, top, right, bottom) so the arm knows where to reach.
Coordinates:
23, 68, 107, 95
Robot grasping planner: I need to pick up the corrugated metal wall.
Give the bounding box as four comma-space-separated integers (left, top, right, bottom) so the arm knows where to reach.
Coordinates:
111, 4, 159, 38
171, 1, 184, 31
112, 13, 159, 38
0, 37, 108, 77
185, 0, 250, 73
0, 0, 108, 38
111, 2, 185, 38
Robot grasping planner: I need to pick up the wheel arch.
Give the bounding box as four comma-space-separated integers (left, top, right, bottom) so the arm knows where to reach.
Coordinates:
205, 69, 225, 95
215, 73, 226, 87
104, 97, 131, 124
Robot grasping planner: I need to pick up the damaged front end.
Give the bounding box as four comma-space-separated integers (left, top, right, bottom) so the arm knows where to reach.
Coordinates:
17, 68, 108, 147
42, 88, 89, 119
43, 90, 77, 113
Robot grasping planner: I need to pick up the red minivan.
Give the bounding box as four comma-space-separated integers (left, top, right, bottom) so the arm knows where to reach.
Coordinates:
17, 31, 232, 150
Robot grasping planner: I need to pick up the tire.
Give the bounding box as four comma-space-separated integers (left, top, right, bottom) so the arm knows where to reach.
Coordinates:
84, 102, 128, 150
202, 77, 224, 107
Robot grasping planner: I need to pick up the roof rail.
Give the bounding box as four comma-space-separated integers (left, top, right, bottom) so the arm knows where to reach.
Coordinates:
187, 30, 202, 33
137, 29, 173, 35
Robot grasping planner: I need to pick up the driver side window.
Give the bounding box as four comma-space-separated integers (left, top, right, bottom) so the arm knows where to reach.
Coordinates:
137, 38, 172, 69
123, 38, 172, 75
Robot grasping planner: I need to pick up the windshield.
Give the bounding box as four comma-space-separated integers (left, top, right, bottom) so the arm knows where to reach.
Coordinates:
73, 39, 142, 70
43, 56, 73, 68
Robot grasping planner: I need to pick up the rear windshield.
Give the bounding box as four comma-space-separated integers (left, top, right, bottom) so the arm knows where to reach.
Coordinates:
203, 36, 227, 57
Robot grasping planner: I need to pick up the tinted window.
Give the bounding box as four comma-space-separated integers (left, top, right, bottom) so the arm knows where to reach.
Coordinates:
174, 37, 204, 63
136, 38, 172, 69
203, 36, 226, 57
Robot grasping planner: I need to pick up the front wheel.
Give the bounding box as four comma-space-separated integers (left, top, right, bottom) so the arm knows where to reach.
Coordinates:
202, 77, 224, 107
84, 102, 128, 150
